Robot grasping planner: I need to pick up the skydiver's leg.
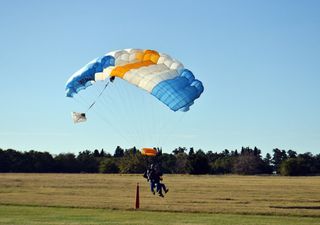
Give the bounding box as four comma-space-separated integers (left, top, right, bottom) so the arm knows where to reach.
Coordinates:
155, 182, 159, 193
156, 183, 164, 197
161, 183, 169, 193
150, 181, 155, 194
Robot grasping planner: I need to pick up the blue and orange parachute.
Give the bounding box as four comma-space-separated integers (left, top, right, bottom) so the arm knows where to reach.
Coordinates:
65, 49, 204, 112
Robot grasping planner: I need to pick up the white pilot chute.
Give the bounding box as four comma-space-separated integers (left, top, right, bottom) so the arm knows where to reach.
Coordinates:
72, 112, 87, 123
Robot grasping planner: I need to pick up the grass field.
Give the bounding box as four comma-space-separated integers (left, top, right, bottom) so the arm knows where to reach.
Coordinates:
0, 174, 319, 224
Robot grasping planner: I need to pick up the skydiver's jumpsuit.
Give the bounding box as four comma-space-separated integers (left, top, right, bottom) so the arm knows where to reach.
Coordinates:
151, 169, 168, 196
144, 168, 156, 194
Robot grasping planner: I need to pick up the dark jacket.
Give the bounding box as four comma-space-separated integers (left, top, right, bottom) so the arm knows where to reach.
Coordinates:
149, 168, 163, 183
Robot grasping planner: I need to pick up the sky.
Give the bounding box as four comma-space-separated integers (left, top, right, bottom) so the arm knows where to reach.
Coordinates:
0, 0, 319, 156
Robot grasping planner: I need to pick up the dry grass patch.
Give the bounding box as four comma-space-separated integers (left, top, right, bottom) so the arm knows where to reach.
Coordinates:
0, 173, 319, 217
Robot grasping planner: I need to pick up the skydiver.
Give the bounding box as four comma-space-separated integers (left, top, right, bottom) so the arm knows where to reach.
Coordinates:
109, 76, 115, 82
153, 165, 169, 197
144, 164, 168, 197
143, 164, 156, 194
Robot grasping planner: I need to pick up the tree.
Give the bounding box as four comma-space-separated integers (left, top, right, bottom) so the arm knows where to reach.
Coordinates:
77, 150, 99, 173
99, 158, 119, 173
222, 149, 230, 157
159, 153, 176, 174
189, 149, 210, 174
118, 151, 146, 173
114, 146, 124, 158
298, 152, 317, 174
188, 147, 195, 156
262, 153, 273, 174
231, 150, 239, 157
93, 149, 100, 157
315, 154, 320, 174
30, 151, 55, 172
211, 157, 234, 174
54, 153, 79, 173
0, 146, 318, 176
172, 147, 187, 155
124, 147, 137, 156
174, 152, 190, 174
287, 150, 297, 158
233, 153, 265, 175
206, 151, 222, 163
280, 158, 309, 176
0, 149, 10, 172
99, 149, 108, 157
272, 148, 287, 173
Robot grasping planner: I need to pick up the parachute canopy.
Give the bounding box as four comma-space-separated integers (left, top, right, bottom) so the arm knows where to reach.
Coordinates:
141, 148, 158, 156
71, 112, 87, 123
65, 49, 204, 112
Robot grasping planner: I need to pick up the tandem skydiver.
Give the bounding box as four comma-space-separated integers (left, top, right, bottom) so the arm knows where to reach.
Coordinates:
143, 164, 169, 197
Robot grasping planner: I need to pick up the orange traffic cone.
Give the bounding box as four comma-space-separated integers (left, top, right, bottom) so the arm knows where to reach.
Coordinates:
135, 182, 140, 209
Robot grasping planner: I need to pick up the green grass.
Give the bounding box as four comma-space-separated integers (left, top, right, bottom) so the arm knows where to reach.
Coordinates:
1, 205, 320, 225
0, 174, 319, 224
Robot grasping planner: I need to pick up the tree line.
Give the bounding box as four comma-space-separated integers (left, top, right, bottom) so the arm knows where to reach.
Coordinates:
0, 147, 319, 176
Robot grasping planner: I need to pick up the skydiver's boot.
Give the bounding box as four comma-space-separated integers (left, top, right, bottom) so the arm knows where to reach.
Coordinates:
165, 188, 169, 193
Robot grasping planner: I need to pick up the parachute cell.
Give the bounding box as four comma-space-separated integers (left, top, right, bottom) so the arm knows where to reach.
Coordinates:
65, 49, 204, 112
141, 148, 158, 156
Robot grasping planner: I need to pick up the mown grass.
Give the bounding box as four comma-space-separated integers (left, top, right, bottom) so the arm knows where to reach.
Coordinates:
1, 205, 320, 225
0, 174, 319, 224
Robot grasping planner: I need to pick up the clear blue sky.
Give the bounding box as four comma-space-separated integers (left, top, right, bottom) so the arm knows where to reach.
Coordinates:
0, 0, 319, 156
